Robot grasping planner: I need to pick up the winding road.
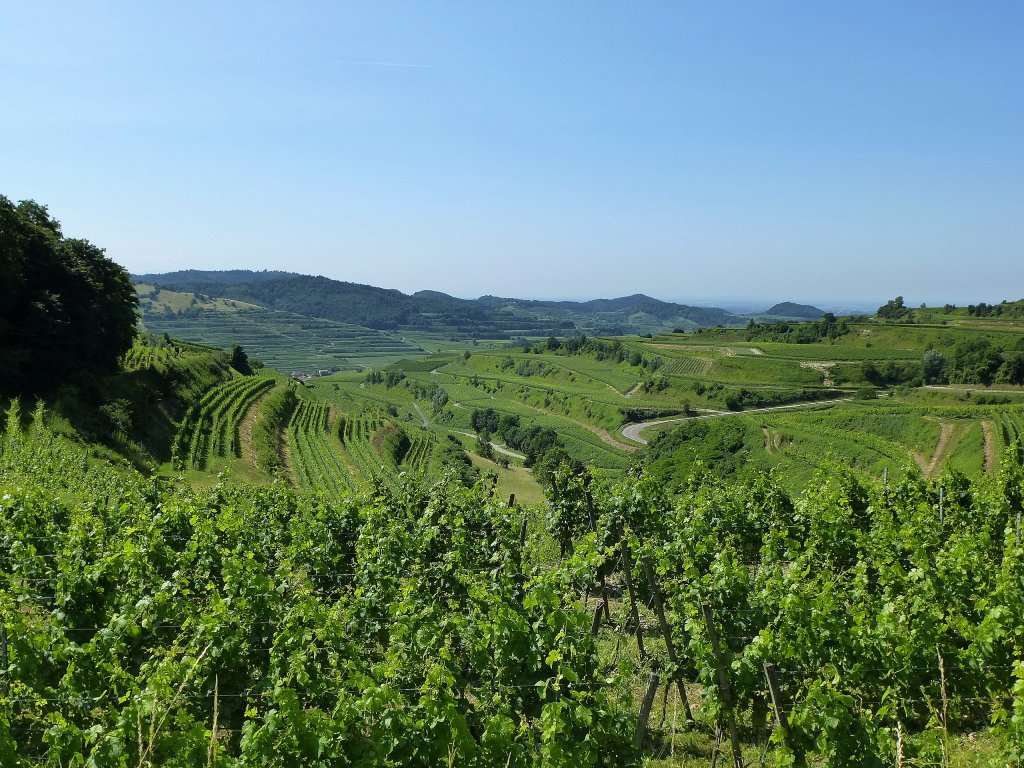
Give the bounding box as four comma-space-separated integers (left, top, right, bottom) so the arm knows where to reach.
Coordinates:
621, 397, 853, 445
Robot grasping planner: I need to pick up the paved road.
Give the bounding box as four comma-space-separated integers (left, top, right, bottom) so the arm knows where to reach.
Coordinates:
621, 397, 853, 445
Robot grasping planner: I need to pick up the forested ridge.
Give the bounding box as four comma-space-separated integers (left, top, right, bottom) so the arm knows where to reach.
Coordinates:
133, 270, 742, 336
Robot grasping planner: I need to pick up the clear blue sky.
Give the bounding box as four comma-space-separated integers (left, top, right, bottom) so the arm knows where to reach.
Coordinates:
2, 2, 1022, 307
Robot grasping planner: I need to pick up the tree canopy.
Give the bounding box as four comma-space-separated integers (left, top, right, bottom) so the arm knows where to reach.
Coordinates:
0, 196, 138, 394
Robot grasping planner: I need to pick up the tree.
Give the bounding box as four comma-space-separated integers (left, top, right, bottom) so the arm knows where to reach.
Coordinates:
876, 296, 908, 320
0, 196, 138, 394
922, 349, 947, 384
230, 344, 253, 375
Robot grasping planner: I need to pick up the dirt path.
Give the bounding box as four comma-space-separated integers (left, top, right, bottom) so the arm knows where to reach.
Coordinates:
982, 420, 997, 473
412, 402, 429, 427
913, 422, 956, 478
239, 387, 274, 469
648, 343, 763, 356
621, 397, 852, 445
455, 431, 526, 460
762, 427, 782, 454
800, 362, 835, 386
624, 383, 642, 398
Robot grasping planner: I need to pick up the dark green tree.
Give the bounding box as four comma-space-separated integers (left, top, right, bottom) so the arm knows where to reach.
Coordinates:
230, 344, 253, 375
0, 196, 138, 394
876, 296, 908, 320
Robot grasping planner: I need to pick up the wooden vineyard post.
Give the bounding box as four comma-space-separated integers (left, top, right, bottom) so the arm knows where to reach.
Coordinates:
585, 484, 611, 622
702, 604, 744, 768
591, 600, 605, 636
641, 555, 695, 723
634, 670, 661, 747
763, 663, 789, 730
937, 645, 950, 766
763, 662, 802, 760
516, 512, 528, 592
618, 524, 646, 660
0, 624, 8, 696
938, 486, 944, 523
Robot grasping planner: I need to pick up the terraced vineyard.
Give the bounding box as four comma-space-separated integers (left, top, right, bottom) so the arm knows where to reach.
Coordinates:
339, 413, 395, 486
658, 354, 713, 376
172, 375, 275, 469
141, 303, 427, 373
120, 337, 216, 371
286, 399, 355, 494
995, 408, 1024, 458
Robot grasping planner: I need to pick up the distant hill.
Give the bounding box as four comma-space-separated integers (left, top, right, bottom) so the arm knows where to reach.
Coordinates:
132, 270, 742, 337
762, 302, 826, 319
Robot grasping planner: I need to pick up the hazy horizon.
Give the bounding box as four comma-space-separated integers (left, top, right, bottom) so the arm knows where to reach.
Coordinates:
4, 3, 1021, 305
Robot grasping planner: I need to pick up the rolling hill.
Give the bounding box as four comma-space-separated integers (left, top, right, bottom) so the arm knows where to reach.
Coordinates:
132, 270, 744, 337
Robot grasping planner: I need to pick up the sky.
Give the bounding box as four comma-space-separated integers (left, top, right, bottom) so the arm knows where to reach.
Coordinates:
2, 2, 1022, 308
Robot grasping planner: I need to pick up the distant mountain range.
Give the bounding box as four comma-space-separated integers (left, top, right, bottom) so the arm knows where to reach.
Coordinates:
132, 270, 828, 338
133, 270, 748, 337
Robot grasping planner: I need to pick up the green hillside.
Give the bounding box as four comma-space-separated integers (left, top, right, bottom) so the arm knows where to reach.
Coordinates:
133, 269, 743, 336
136, 285, 429, 373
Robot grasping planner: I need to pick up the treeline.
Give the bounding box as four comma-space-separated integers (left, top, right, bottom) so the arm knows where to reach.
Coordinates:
923, 339, 1024, 386
965, 300, 1024, 318
1, 196, 138, 394
522, 336, 663, 370
854, 339, 1024, 388
736, 314, 850, 343
470, 407, 575, 484
723, 387, 844, 411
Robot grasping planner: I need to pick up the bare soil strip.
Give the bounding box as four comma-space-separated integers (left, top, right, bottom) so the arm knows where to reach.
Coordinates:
412, 402, 429, 427
799, 362, 835, 386
913, 422, 956, 478
982, 420, 997, 473
239, 387, 274, 469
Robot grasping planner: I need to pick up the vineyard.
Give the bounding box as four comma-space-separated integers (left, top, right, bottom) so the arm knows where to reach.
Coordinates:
121, 337, 218, 372
172, 375, 275, 470
2, 398, 1024, 765
658, 355, 713, 377
286, 399, 355, 494
0, 405, 633, 766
